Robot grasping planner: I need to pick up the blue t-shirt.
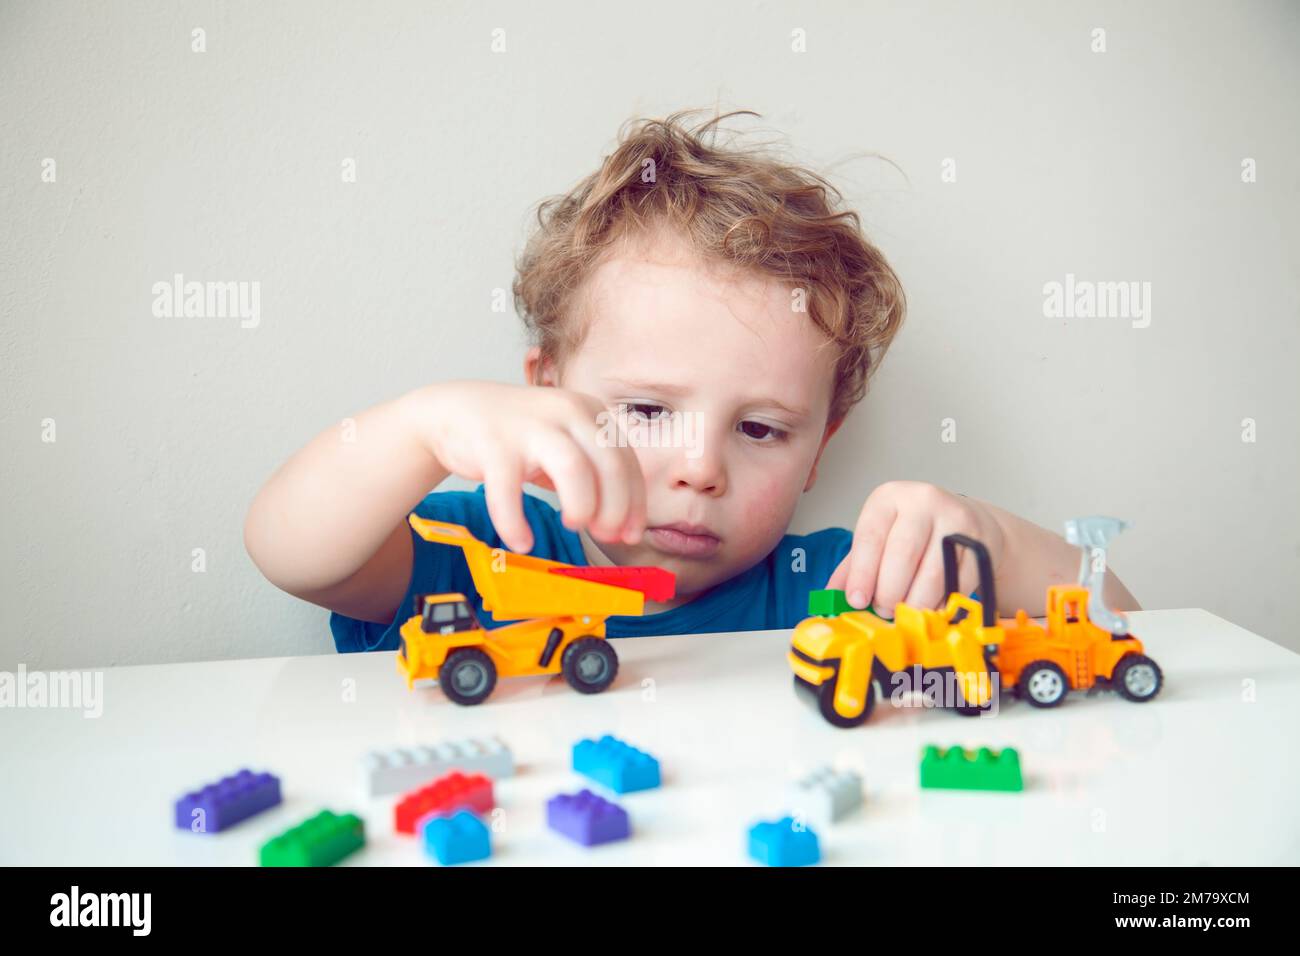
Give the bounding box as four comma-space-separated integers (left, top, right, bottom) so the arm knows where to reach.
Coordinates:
329, 485, 852, 653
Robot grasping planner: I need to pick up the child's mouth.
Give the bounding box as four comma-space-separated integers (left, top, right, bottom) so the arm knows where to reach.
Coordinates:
644, 523, 721, 558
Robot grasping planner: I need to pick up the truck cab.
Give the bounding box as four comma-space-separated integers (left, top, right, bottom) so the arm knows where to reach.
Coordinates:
1045, 585, 1099, 639
419, 594, 480, 635
399, 593, 484, 678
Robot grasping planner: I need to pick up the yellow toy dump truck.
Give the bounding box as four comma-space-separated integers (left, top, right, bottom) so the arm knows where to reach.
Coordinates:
397, 516, 675, 706
789, 534, 1003, 727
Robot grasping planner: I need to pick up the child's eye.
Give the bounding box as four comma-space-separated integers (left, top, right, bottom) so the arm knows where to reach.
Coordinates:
739, 420, 787, 442
620, 402, 669, 423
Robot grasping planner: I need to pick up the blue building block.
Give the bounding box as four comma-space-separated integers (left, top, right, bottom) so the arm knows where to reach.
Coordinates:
175, 769, 282, 834
422, 810, 491, 865
546, 789, 630, 846
572, 735, 661, 794
748, 817, 821, 867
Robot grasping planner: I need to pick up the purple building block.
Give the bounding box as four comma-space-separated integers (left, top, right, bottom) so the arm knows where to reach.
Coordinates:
546, 789, 630, 846
175, 769, 282, 834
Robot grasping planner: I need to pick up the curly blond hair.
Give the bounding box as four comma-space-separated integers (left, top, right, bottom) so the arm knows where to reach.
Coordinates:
512, 109, 906, 423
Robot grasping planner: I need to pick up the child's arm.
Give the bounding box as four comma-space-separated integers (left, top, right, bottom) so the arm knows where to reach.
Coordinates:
978, 500, 1140, 614
243, 381, 646, 624
826, 481, 1140, 618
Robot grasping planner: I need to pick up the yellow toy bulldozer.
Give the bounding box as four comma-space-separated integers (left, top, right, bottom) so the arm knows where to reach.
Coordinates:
789, 534, 1002, 727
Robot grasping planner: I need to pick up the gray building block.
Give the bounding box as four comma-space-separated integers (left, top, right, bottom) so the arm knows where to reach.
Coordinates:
787, 765, 863, 828
360, 735, 514, 798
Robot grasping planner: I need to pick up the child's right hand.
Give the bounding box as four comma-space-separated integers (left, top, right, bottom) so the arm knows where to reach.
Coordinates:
404, 381, 647, 554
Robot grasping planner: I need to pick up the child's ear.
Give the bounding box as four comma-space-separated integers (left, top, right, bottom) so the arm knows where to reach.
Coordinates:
803, 417, 844, 492
523, 346, 558, 387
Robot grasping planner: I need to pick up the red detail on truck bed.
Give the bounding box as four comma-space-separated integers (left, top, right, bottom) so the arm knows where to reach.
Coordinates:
549, 566, 677, 602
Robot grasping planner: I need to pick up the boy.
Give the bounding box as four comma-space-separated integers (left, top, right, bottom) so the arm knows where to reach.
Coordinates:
244, 110, 1138, 653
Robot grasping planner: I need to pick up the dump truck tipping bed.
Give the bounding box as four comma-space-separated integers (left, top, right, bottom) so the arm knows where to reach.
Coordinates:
408, 515, 671, 620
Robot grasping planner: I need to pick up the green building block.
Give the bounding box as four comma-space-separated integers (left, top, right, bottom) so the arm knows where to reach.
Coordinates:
259, 810, 366, 867
808, 589, 875, 617
920, 746, 1023, 792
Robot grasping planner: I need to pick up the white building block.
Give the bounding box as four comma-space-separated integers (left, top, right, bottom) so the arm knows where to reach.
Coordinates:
787, 765, 863, 828
360, 735, 514, 798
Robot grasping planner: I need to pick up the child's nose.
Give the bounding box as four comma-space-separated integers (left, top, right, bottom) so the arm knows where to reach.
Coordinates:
668, 451, 727, 497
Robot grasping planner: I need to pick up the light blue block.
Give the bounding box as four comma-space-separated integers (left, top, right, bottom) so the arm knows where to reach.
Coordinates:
422, 810, 491, 865
748, 817, 820, 867
572, 735, 661, 794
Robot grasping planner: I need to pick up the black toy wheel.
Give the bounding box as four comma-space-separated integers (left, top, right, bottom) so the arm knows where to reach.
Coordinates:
928, 663, 999, 717
953, 698, 995, 717
816, 674, 875, 728
1019, 661, 1070, 708
438, 648, 498, 706
561, 637, 619, 694
1113, 653, 1163, 702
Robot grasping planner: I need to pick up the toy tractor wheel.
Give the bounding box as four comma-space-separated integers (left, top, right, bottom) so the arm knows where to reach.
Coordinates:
438, 648, 498, 706
1114, 653, 1163, 702
816, 674, 875, 728
1019, 661, 1070, 708
561, 637, 619, 695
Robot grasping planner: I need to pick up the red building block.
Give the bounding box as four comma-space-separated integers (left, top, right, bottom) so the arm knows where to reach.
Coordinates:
394, 771, 494, 835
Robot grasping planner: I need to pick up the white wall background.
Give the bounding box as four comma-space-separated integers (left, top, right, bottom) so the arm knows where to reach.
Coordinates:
2, 0, 1297, 669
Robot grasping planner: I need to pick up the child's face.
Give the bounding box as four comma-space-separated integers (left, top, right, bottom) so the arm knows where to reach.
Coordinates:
533, 229, 840, 600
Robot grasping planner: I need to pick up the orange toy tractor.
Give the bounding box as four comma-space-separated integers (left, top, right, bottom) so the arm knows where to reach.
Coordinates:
396, 516, 675, 705
995, 517, 1162, 707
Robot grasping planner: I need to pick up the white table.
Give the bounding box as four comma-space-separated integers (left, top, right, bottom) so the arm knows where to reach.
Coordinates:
2, 609, 1296, 866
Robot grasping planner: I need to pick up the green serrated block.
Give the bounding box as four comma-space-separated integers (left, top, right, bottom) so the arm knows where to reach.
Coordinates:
259, 810, 366, 867
920, 745, 1023, 792
808, 589, 873, 617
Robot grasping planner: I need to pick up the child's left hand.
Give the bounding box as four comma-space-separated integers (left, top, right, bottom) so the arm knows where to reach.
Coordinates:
826, 481, 1006, 618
